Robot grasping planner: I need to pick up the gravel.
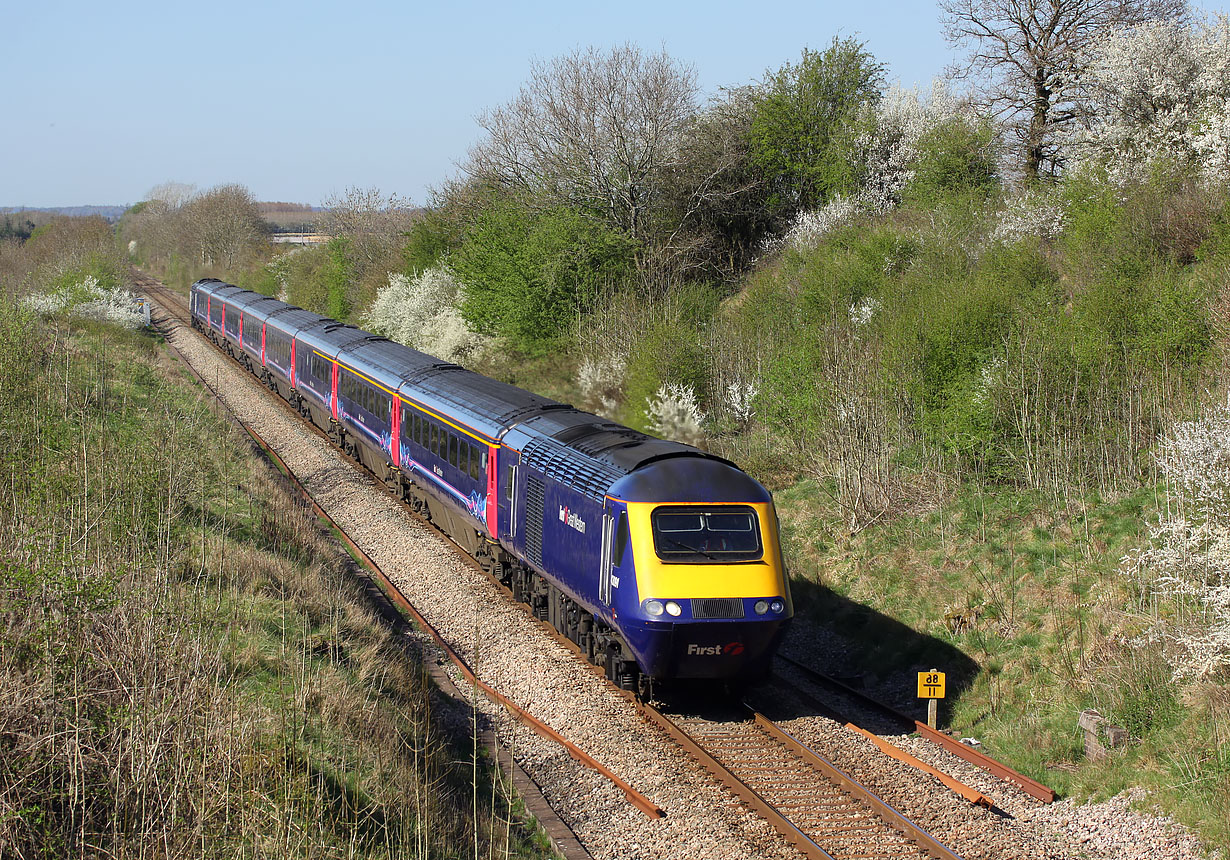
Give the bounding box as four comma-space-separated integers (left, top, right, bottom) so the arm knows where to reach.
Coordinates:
155, 296, 1221, 860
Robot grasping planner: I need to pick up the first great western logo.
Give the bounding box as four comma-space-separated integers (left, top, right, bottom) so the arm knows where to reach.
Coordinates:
559, 505, 586, 534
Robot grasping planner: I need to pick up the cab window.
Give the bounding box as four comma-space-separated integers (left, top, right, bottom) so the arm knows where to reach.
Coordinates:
650, 506, 762, 563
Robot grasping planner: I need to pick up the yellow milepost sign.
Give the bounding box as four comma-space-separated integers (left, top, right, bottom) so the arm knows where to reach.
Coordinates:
918, 670, 946, 699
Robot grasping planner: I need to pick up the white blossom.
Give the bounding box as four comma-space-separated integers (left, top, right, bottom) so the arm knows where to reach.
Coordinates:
362, 267, 484, 363
768, 81, 976, 255
990, 191, 1068, 244
645, 383, 706, 446
23, 274, 145, 328
778, 195, 864, 252
264, 252, 295, 303
848, 296, 881, 326
1068, 16, 1230, 185
577, 353, 626, 417
1124, 399, 1230, 680
723, 379, 759, 426
854, 81, 966, 214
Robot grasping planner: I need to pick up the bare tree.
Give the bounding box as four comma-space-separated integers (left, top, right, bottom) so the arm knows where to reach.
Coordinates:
180, 184, 267, 269
465, 43, 698, 250
940, 0, 1189, 179
145, 181, 196, 208
320, 186, 417, 272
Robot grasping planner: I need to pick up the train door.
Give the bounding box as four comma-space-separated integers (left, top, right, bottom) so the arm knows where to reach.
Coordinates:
599, 506, 615, 606
498, 451, 520, 545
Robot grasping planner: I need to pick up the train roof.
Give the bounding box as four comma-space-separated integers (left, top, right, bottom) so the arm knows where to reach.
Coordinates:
608, 456, 771, 504
264, 306, 327, 336
238, 295, 292, 323
502, 408, 737, 500
409, 367, 567, 443
191, 278, 227, 297
292, 319, 369, 358
337, 338, 445, 387
219, 289, 274, 312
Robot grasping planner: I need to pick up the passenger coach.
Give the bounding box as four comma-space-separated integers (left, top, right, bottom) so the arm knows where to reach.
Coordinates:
190, 277, 793, 695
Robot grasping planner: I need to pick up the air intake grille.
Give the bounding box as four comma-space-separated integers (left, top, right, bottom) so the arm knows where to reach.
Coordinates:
522, 437, 621, 501
525, 478, 545, 567
691, 598, 745, 619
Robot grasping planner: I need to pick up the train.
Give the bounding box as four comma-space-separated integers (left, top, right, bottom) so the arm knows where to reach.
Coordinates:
189, 277, 793, 696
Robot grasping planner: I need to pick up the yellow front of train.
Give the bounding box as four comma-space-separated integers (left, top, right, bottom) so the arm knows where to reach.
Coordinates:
608, 457, 793, 681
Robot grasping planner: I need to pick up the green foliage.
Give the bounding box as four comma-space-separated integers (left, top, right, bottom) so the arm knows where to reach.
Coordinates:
621, 282, 718, 429
322, 237, 355, 320
248, 255, 286, 297
401, 209, 458, 276
902, 116, 999, 209
450, 201, 634, 354
748, 38, 885, 221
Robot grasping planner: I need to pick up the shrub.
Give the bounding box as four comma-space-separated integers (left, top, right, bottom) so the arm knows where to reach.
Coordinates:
363, 267, 484, 362
450, 201, 634, 354
645, 383, 707, 445
902, 115, 998, 209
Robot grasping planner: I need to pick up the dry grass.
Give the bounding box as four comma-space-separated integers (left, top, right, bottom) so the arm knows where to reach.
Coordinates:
0, 297, 551, 858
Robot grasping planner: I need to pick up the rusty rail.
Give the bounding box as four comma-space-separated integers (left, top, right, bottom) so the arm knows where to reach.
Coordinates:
639, 701, 963, 860
753, 714, 964, 860
142, 283, 666, 820
777, 652, 1056, 803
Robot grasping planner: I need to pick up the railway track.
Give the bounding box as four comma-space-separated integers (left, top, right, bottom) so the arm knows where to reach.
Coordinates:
643, 704, 959, 860
773, 652, 1055, 804
136, 274, 982, 860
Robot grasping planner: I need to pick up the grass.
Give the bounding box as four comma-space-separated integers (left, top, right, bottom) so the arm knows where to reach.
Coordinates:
773, 470, 1229, 849
0, 304, 555, 859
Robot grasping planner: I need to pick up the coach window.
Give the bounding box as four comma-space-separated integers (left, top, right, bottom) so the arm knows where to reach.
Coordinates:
468, 444, 479, 480
447, 435, 458, 469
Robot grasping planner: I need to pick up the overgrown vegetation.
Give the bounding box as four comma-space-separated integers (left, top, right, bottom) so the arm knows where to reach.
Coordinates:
49, 6, 1230, 850
0, 222, 551, 857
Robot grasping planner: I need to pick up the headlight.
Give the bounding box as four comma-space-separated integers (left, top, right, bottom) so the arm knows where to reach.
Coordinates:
754, 600, 769, 615
665, 601, 682, 617
770, 599, 785, 614
644, 599, 665, 617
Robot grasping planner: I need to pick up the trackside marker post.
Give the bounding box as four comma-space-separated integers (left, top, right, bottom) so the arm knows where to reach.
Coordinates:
918, 669, 946, 729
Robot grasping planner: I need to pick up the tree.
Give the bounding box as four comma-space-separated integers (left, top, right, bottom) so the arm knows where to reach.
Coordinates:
465, 44, 698, 252
179, 184, 267, 269
320, 186, 417, 273
1067, 16, 1230, 183
747, 39, 886, 221
940, 0, 1189, 180
448, 200, 634, 353
657, 87, 775, 279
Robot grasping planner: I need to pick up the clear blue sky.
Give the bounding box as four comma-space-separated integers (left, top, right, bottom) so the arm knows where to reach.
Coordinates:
2, 0, 1225, 208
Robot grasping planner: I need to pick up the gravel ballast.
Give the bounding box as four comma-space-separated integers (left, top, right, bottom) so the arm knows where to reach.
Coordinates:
155, 297, 1220, 860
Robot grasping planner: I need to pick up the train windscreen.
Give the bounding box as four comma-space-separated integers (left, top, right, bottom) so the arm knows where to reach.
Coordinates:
650, 506, 762, 563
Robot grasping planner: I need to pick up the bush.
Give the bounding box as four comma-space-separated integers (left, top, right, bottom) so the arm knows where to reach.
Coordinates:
620, 282, 718, 429
902, 115, 998, 209
363, 267, 484, 362
450, 201, 634, 354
